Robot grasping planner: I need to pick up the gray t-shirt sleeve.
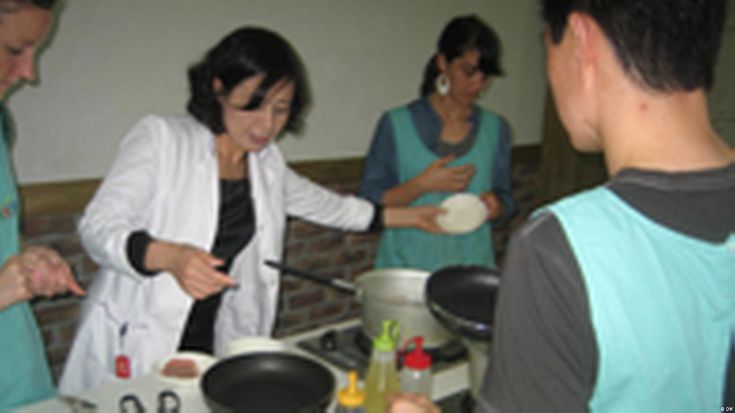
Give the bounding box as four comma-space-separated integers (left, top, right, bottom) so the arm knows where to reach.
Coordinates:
476, 212, 597, 413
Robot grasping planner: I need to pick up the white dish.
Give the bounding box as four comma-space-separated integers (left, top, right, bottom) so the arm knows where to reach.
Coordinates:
151, 351, 216, 389
436, 193, 488, 234
222, 336, 288, 358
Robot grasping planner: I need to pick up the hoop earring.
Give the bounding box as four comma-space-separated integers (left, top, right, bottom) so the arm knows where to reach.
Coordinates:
435, 74, 450, 96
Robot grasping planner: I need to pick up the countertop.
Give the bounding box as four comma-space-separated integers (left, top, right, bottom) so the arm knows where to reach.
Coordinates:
15, 318, 469, 412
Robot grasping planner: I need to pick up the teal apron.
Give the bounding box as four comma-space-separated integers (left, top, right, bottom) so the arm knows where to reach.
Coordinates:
375, 106, 499, 271
548, 187, 735, 412
0, 118, 55, 411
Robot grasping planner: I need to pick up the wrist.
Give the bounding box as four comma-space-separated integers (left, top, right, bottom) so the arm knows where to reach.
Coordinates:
0, 288, 24, 310
383, 208, 411, 228
412, 175, 429, 193
0, 261, 29, 309
145, 240, 177, 273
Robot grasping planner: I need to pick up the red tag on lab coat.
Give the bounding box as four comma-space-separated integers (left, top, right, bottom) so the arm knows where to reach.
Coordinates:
116, 354, 131, 378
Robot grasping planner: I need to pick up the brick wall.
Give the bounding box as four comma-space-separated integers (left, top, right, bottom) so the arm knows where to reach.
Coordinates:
20, 146, 540, 381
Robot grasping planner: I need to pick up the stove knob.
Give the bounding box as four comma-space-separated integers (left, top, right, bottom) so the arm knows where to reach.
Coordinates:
319, 329, 338, 351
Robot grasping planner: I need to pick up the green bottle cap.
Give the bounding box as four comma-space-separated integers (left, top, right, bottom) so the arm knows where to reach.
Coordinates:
373, 319, 399, 351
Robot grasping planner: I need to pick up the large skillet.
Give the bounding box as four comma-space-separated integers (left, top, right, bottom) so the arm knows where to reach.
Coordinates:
425, 265, 500, 398
425, 265, 500, 342
201, 352, 335, 413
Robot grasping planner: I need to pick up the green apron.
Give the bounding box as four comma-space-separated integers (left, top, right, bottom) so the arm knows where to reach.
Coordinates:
0, 118, 55, 411
375, 106, 499, 271
548, 187, 735, 412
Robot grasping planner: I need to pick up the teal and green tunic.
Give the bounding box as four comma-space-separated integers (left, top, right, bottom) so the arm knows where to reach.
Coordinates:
0, 116, 55, 411
374, 106, 502, 271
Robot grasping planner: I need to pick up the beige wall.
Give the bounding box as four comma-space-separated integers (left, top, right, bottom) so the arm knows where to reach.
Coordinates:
8, 0, 546, 184
710, 3, 735, 146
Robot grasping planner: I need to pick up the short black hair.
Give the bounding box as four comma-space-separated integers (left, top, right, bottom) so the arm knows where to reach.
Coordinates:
541, 0, 727, 92
420, 15, 504, 97
187, 27, 310, 135
30, 0, 56, 9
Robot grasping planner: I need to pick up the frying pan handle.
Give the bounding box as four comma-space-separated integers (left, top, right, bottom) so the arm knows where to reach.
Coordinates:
157, 390, 180, 413
119, 394, 145, 413
264, 260, 357, 294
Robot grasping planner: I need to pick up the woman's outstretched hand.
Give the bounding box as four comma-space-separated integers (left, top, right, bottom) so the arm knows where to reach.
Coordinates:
146, 241, 237, 300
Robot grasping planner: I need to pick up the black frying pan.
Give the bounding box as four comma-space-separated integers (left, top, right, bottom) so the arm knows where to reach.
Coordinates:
201, 352, 335, 413
425, 265, 500, 342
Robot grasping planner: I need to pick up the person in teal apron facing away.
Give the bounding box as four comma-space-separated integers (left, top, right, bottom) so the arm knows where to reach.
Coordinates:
476, 0, 735, 412
359, 15, 514, 272
0, 1, 85, 410
387, 1, 735, 412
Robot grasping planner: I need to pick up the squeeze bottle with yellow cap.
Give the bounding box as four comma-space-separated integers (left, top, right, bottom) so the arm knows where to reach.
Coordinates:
336, 370, 365, 413
364, 320, 400, 413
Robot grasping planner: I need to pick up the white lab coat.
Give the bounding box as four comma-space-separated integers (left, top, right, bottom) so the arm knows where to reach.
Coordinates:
59, 115, 374, 394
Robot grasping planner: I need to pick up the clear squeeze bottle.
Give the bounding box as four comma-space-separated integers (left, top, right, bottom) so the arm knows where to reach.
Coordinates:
364, 320, 400, 413
336, 370, 366, 413
399, 336, 433, 397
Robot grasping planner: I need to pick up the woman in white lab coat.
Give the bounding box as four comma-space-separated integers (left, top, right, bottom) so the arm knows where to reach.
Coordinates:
59, 27, 442, 394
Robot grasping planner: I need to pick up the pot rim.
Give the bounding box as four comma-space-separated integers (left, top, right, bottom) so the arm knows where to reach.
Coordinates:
355, 267, 430, 282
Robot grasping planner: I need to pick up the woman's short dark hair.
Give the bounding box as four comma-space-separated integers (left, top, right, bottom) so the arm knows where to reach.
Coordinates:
187, 27, 311, 135
541, 0, 727, 92
420, 15, 504, 97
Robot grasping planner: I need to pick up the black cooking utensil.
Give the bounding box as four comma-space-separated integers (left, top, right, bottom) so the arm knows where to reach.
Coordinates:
265, 259, 357, 294
201, 352, 335, 413
425, 265, 500, 342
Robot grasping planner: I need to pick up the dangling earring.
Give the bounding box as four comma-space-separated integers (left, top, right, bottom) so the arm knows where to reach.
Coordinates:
435, 73, 450, 96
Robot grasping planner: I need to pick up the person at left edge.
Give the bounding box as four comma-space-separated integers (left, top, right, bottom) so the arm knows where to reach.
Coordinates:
0, 0, 86, 411
59, 26, 443, 394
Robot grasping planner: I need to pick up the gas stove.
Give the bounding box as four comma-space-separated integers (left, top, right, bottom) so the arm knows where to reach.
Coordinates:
296, 323, 468, 376
280, 318, 471, 403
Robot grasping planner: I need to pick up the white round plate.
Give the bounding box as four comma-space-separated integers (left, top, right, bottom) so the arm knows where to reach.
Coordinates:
221, 336, 288, 358
152, 351, 216, 389
436, 193, 488, 234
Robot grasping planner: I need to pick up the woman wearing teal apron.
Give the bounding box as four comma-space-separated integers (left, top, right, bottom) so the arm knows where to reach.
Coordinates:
0, 1, 84, 410
0, 128, 55, 407
359, 15, 514, 272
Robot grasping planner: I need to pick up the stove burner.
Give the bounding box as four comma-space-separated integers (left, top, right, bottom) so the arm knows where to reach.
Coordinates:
354, 328, 371, 356
297, 325, 467, 376
354, 329, 466, 366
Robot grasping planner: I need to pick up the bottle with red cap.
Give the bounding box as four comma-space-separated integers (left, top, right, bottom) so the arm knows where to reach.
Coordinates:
399, 336, 433, 397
